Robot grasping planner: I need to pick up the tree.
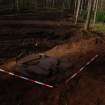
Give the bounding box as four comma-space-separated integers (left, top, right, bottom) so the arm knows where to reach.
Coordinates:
93, 0, 99, 27
75, 0, 81, 24
16, 0, 19, 12
84, 0, 93, 30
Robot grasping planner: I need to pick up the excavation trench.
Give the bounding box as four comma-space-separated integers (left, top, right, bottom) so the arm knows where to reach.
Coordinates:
0, 51, 103, 105
0, 31, 105, 105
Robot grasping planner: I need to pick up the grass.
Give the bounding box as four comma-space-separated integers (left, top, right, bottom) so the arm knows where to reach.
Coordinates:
96, 11, 105, 22
92, 23, 105, 32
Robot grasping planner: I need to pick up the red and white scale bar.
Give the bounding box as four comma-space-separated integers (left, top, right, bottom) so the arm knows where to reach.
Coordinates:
0, 68, 54, 88
66, 54, 99, 83
0, 55, 98, 88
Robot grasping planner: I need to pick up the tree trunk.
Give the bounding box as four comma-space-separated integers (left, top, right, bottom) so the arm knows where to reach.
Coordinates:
75, 0, 81, 24
93, 0, 99, 27
74, 0, 78, 15
84, 0, 93, 30
80, 0, 83, 15
16, 0, 19, 12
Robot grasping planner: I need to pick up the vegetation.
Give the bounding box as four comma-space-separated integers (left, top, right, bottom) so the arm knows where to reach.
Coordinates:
0, 0, 104, 31
93, 23, 105, 32
96, 11, 105, 22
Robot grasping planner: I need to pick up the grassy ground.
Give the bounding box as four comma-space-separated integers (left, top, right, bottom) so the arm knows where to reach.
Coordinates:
93, 23, 105, 32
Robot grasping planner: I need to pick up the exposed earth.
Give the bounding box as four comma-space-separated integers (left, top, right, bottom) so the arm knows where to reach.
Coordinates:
0, 16, 105, 105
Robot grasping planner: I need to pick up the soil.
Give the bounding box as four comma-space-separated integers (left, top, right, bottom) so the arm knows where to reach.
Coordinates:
0, 16, 105, 105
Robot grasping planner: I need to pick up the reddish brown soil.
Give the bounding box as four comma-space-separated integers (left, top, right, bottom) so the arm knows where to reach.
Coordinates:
0, 17, 105, 105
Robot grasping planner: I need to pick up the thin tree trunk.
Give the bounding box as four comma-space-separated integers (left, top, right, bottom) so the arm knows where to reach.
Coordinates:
75, 0, 81, 24
93, 0, 99, 27
100, 0, 104, 11
52, 0, 55, 8
93, 0, 97, 11
74, 0, 78, 15
16, 0, 19, 13
80, 0, 83, 15
84, 0, 93, 30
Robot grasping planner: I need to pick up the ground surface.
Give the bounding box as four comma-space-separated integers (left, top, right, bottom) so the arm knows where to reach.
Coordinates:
0, 16, 105, 105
